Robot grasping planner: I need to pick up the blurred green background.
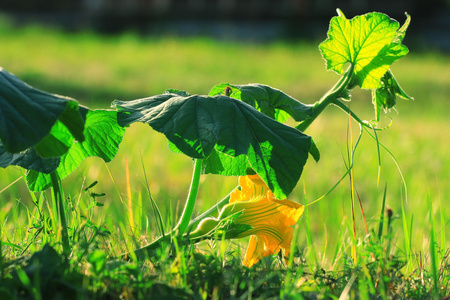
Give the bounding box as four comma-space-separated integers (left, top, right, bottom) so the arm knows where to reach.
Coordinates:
0, 1, 449, 262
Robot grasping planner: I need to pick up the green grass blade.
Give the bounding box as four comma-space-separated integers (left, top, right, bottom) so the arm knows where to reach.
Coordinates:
139, 150, 165, 237
401, 199, 412, 271
377, 184, 387, 241
303, 189, 318, 270
439, 195, 445, 261
428, 197, 439, 299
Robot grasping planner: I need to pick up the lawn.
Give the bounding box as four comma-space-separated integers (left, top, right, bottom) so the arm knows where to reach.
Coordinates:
0, 18, 449, 299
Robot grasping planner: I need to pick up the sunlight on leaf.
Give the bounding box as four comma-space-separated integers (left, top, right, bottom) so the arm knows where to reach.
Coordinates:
33, 120, 76, 158
26, 110, 125, 191
319, 12, 409, 89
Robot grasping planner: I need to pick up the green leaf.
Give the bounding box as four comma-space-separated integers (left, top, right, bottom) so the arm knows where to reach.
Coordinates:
169, 140, 253, 177
27, 110, 125, 191
114, 94, 313, 199
201, 149, 252, 177
209, 83, 313, 123
372, 70, 414, 122
0, 142, 60, 173
0, 67, 85, 153
33, 119, 76, 158
319, 12, 409, 89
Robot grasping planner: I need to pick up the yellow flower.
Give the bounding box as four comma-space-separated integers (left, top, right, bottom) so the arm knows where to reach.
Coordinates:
223, 174, 304, 267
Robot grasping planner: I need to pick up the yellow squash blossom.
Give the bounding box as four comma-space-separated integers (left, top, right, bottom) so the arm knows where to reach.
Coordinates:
223, 174, 304, 267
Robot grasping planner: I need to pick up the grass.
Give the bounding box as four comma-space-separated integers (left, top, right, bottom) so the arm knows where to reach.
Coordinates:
1, 19, 449, 299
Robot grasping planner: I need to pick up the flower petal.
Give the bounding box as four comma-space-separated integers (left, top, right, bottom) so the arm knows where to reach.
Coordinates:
227, 174, 304, 267
230, 174, 270, 203
244, 235, 268, 267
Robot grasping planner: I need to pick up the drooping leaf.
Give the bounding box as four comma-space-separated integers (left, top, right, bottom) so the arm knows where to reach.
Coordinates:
209, 83, 313, 123
319, 12, 409, 89
0, 142, 60, 173
114, 94, 313, 199
372, 70, 414, 122
0, 67, 85, 153
27, 110, 125, 191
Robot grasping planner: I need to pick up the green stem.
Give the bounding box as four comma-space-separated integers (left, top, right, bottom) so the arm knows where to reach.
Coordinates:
174, 158, 202, 235
296, 64, 354, 132
122, 191, 231, 260
332, 99, 367, 126
49, 171, 70, 255
185, 193, 231, 233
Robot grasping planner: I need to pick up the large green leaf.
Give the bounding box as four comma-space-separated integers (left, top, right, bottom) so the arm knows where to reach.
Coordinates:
319, 12, 409, 89
27, 110, 125, 191
209, 83, 313, 123
0, 67, 85, 153
114, 93, 313, 199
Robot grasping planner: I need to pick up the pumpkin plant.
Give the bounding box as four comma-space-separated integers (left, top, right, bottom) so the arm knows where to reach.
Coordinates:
113, 10, 412, 264
0, 10, 412, 265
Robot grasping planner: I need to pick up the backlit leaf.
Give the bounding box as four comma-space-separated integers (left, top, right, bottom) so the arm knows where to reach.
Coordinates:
27, 110, 125, 191
319, 12, 409, 89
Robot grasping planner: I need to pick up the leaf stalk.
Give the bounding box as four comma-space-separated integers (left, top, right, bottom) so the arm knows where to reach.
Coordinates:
296, 64, 354, 132
49, 171, 71, 255
173, 158, 202, 235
